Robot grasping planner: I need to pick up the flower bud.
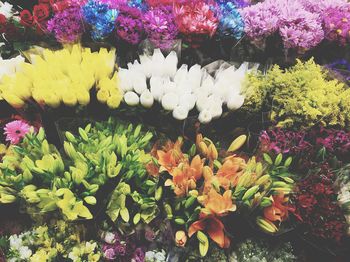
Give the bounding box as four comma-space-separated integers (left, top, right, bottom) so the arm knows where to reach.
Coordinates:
124, 91, 139, 106
162, 92, 179, 111
84, 196, 97, 205
140, 90, 154, 108
198, 109, 212, 124
173, 106, 188, 120
62, 91, 78, 107
175, 231, 187, 247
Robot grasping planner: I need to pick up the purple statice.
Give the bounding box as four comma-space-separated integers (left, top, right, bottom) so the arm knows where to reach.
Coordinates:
278, 1, 324, 51
47, 6, 84, 43
323, 6, 350, 45
115, 6, 144, 45
143, 5, 178, 49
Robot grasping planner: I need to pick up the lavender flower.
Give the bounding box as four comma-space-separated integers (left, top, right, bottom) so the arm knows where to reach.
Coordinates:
323, 6, 350, 45
47, 6, 84, 43
143, 6, 178, 49
115, 6, 144, 45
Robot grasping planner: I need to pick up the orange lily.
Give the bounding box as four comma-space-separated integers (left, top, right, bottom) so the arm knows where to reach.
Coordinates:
201, 189, 236, 216
263, 192, 289, 222
157, 138, 186, 173
217, 156, 246, 189
188, 213, 230, 248
167, 156, 204, 197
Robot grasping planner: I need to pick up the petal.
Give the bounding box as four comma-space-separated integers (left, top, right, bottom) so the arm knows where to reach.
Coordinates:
206, 217, 226, 248
188, 219, 205, 237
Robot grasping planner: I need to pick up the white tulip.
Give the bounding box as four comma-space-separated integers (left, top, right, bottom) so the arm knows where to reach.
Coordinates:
196, 94, 209, 112
198, 109, 212, 124
179, 93, 196, 110
227, 94, 245, 111
173, 106, 189, 120
118, 69, 134, 92
150, 76, 165, 101
152, 49, 165, 76
140, 90, 154, 108
19, 246, 32, 260
210, 102, 223, 119
132, 72, 147, 94
164, 51, 178, 78
174, 64, 188, 84
139, 54, 153, 78
163, 81, 176, 94
162, 92, 179, 111
124, 91, 140, 106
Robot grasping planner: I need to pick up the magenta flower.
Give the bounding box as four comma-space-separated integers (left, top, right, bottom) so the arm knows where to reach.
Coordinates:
4, 120, 31, 145
103, 247, 117, 260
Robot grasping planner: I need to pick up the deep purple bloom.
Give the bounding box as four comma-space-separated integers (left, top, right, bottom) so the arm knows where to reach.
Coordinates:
115, 6, 144, 45
47, 6, 84, 43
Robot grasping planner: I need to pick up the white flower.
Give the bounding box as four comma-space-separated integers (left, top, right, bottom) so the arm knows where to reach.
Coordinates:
152, 49, 165, 77
162, 92, 179, 111
0, 55, 25, 81
0, 2, 14, 18
124, 91, 140, 106
103, 232, 116, 244
150, 76, 165, 101
174, 64, 188, 84
196, 94, 209, 112
164, 51, 178, 78
145, 251, 156, 262
140, 90, 154, 108
132, 72, 147, 94
173, 106, 189, 120
154, 250, 166, 262
9, 235, 22, 250
179, 93, 196, 110
163, 80, 176, 94
198, 109, 212, 124
119, 69, 134, 92
227, 94, 245, 111
19, 246, 32, 260
139, 54, 152, 78
210, 102, 223, 119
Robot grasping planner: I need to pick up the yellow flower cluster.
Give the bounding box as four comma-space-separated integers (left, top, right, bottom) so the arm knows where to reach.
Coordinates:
0, 44, 122, 109
242, 59, 350, 129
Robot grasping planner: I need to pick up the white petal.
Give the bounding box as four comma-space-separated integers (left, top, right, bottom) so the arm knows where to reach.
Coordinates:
198, 109, 212, 124
140, 90, 154, 108
162, 92, 179, 111
173, 106, 189, 120
124, 91, 140, 106
227, 94, 245, 111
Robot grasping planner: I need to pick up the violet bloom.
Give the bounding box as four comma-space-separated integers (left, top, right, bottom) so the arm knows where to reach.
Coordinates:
132, 248, 145, 262
115, 6, 144, 45
323, 6, 350, 45
103, 246, 117, 260
47, 6, 84, 43
143, 5, 178, 49
4, 120, 31, 145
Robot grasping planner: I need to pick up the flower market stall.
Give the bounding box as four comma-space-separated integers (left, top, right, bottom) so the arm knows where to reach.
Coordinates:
0, 0, 350, 261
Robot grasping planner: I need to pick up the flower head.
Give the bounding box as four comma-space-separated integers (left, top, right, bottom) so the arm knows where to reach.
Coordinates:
4, 120, 31, 144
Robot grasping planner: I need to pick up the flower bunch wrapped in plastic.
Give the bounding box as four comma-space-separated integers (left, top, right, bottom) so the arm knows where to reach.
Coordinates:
0, 55, 24, 81
115, 6, 144, 45
143, 5, 179, 49
0, 45, 122, 109
242, 59, 350, 129
120, 49, 255, 123
242, 0, 324, 51
0, 2, 20, 41
82, 0, 118, 40
47, 5, 84, 43
216, 0, 245, 39
174, 0, 219, 45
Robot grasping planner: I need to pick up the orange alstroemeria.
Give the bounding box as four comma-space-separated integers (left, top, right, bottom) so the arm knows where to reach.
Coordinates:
263, 192, 289, 222
188, 213, 230, 248
157, 138, 186, 173
201, 189, 236, 216
217, 156, 246, 189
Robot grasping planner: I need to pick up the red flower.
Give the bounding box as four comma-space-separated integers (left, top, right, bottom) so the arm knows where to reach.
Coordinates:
20, 10, 34, 27
0, 14, 6, 33
4, 23, 19, 40
50, 0, 70, 12
33, 4, 50, 22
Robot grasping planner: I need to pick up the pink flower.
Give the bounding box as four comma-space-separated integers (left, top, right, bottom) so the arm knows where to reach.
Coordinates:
4, 120, 31, 144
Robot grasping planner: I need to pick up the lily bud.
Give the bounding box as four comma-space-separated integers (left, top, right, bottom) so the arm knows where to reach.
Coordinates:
208, 143, 218, 160
175, 231, 187, 247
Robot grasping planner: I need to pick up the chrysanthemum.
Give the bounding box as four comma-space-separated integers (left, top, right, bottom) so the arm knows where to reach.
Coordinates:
4, 120, 31, 144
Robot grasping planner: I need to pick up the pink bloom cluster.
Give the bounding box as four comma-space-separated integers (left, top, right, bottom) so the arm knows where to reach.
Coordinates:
242, 0, 324, 51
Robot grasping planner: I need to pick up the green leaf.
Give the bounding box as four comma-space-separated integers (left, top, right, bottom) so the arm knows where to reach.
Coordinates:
274, 153, 283, 166
197, 231, 209, 257
133, 213, 141, 224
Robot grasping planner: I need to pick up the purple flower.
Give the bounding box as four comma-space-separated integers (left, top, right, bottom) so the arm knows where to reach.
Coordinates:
144, 227, 156, 242
115, 242, 127, 256
143, 5, 178, 49
115, 6, 144, 45
47, 6, 84, 43
132, 248, 145, 262
323, 6, 350, 45
104, 247, 117, 260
